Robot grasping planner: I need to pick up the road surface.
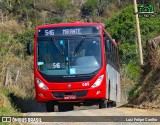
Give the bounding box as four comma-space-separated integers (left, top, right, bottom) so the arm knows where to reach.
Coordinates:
23, 105, 160, 125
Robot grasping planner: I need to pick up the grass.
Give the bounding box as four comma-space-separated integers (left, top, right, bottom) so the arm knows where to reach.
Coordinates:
128, 85, 142, 100
127, 37, 160, 108
0, 88, 20, 116
0, 87, 22, 125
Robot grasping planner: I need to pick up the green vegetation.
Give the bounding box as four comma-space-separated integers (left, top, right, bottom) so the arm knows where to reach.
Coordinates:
105, 5, 160, 82
0, 88, 19, 116
105, 3, 160, 104
81, 0, 110, 17
128, 86, 142, 100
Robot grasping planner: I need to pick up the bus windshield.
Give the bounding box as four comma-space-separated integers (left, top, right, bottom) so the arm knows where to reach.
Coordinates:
37, 36, 101, 75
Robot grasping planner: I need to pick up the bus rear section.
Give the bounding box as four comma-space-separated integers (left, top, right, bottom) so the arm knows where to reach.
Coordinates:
33, 22, 120, 112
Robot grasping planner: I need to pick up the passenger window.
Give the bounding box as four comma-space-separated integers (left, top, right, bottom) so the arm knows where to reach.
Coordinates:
105, 36, 111, 64
111, 43, 114, 65
114, 47, 116, 68
116, 49, 118, 69
106, 40, 110, 54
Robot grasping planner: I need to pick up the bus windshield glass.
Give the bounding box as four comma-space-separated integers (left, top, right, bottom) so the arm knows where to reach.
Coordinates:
37, 36, 102, 75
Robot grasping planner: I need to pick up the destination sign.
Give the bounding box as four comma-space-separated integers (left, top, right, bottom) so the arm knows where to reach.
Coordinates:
38, 26, 100, 36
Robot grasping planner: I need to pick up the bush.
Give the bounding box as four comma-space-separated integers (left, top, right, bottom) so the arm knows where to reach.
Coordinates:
14, 29, 34, 45
50, 17, 63, 24
81, 0, 110, 17
0, 20, 24, 35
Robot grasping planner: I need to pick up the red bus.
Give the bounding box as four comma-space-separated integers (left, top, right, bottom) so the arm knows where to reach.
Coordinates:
28, 21, 120, 112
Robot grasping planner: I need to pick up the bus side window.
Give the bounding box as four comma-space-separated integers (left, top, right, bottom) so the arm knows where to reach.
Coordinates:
105, 37, 111, 64
114, 46, 116, 69
112, 43, 115, 68
115, 48, 118, 70
111, 44, 114, 67
104, 37, 107, 62
111, 42, 113, 66
106, 40, 110, 54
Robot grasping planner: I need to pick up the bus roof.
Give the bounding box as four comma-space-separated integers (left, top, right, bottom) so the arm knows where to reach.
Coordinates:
36, 21, 103, 29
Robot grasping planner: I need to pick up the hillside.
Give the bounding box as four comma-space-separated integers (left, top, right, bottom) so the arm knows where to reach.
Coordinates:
105, 5, 160, 107
128, 36, 160, 108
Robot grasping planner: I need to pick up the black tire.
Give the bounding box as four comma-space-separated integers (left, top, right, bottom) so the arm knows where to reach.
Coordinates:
58, 103, 74, 112
45, 101, 54, 112
58, 104, 65, 112
107, 102, 112, 108
99, 100, 107, 109
107, 101, 117, 108
112, 101, 117, 107
67, 104, 74, 111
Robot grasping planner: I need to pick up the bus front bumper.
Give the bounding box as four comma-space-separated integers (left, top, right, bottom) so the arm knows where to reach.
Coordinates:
35, 87, 106, 102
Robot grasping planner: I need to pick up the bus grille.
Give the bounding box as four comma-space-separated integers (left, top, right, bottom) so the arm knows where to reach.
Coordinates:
52, 90, 88, 98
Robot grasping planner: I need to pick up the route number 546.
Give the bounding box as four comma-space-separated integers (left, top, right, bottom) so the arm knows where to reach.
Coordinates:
45, 30, 54, 36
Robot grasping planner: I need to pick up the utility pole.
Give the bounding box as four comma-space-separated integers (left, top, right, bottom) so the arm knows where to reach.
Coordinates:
134, 0, 144, 65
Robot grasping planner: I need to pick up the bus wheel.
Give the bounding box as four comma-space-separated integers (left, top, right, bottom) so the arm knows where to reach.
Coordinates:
45, 101, 54, 112
58, 103, 74, 112
107, 101, 112, 108
107, 101, 116, 108
112, 101, 117, 107
99, 100, 107, 109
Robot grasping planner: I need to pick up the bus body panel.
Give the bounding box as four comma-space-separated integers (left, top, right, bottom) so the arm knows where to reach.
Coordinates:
35, 82, 106, 102
106, 64, 120, 102
34, 64, 106, 102
34, 67, 105, 90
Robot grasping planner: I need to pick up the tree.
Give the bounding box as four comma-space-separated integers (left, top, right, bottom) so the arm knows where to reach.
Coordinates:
52, 0, 73, 16
81, 0, 111, 19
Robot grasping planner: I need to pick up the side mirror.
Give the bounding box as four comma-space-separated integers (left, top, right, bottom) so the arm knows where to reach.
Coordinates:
27, 42, 33, 55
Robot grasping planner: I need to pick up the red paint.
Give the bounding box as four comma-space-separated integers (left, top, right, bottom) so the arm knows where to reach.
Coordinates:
33, 22, 119, 103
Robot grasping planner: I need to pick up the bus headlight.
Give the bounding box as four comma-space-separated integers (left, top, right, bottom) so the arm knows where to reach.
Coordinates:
36, 78, 49, 90
91, 75, 104, 88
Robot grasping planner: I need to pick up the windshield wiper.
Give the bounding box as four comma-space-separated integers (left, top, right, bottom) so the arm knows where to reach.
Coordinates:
51, 38, 64, 56
73, 36, 85, 55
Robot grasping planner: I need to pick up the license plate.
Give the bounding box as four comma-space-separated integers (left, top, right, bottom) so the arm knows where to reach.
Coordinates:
64, 95, 76, 100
